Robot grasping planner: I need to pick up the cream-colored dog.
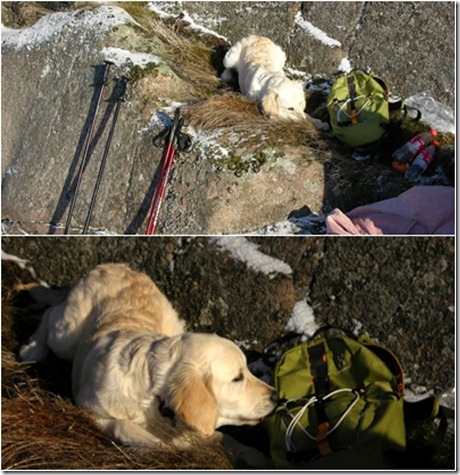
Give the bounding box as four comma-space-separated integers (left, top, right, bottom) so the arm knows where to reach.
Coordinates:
221, 35, 306, 121
20, 263, 277, 462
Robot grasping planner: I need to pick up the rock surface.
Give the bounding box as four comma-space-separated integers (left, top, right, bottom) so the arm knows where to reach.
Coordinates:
1, 236, 455, 393
1, 2, 455, 235
178, 1, 455, 108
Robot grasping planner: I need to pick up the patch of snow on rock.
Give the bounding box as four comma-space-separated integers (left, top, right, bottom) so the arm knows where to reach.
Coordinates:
179, 11, 228, 41
191, 129, 231, 161
0, 251, 48, 284
139, 104, 188, 134
212, 237, 292, 278
294, 11, 341, 47
285, 299, 319, 336
338, 57, 352, 73
148, 2, 228, 41
1, 6, 136, 51
1, 251, 30, 269
249, 220, 298, 236
148, 2, 181, 19
101, 47, 160, 69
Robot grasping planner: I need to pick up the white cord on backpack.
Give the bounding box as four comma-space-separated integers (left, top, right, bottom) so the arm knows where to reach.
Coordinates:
336, 96, 370, 122
284, 388, 361, 452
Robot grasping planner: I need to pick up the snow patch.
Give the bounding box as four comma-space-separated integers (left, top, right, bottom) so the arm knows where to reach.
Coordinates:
351, 319, 364, 335
404, 387, 434, 401
245, 212, 328, 236
285, 67, 312, 82
101, 47, 160, 69
2, 251, 30, 269
148, 2, 228, 41
4, 165, 20, 176
439, 387, 455, 410
178, 11, 228, 41
139, 103, 187, 134
285, 299, 319, 336
40, 62, 52, 78
191, 129, 231, 160
1, 221, 28, 235
148, 2, 180, 19
294, 12, 341, 47
1, 6, 136, 51
1, 251, 45, 281
250, 220, 298, 236
212, 237, 292, 278
338, 57, 352, 73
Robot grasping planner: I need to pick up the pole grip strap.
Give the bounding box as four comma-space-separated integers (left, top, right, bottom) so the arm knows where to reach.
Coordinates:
308, 343, 332, 456
346, 76, 359, 125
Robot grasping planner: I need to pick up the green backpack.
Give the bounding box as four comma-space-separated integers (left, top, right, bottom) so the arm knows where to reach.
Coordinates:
263, 330, 446, 469
327, 69, 409, 148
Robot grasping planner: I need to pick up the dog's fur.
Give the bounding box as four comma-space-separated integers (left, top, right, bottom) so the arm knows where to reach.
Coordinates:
221, 35, 306, 121
20, 264, 277, 460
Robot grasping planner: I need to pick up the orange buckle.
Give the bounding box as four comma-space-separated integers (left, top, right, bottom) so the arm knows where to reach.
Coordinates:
316, 421, 333, 456
351, 109, 358, 125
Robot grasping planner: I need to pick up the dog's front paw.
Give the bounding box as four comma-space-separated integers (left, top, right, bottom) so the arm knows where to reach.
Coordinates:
19, 339, 49, 362
220, 68, 235, 82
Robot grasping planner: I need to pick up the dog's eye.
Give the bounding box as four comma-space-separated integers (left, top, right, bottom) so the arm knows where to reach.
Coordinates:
232, 372, 244, 383
288, 107, 294, 111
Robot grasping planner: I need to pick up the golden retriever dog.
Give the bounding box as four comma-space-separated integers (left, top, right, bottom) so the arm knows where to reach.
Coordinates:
20, 263, 277, 466
221, 35, 306, 121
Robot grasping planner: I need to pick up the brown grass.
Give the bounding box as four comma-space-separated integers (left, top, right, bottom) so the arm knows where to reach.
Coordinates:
145, 17, 221, 93
1, 262, 233, 470
2, 385, 232, 470
183, 93, 326, 152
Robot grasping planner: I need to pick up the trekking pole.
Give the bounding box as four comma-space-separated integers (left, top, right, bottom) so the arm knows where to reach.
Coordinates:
82, 76, 128, 235
145, 109, 181, 235
64, 61, 113, 234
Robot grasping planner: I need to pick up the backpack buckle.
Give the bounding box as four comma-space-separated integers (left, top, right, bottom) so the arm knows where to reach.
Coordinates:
316, 421, 333, 456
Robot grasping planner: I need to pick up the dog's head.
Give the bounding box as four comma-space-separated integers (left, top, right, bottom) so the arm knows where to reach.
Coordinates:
261, 78, 306, 121
166, 333, 278, 437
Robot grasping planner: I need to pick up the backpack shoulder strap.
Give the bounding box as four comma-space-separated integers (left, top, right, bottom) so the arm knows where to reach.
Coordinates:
307, 342, 333, 456
358, 335, 404, 398
346, 75, 359, 125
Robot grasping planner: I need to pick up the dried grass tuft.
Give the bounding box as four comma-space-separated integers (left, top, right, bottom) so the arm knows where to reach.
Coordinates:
2, 390, 232, 470
144, 15, 221, 97
183, 93, 327, 153
184, 94, 266, 132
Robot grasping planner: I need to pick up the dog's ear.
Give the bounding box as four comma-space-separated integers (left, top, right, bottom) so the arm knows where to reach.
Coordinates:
260, 91, 280, 118
169, 367, 218, 437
